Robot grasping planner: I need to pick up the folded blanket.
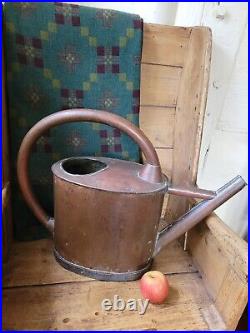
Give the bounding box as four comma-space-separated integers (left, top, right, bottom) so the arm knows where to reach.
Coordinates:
4, 2, 143, 240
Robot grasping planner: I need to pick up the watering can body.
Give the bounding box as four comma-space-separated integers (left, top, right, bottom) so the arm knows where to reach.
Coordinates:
53, 157, 166, 280
17, 109, 246, 281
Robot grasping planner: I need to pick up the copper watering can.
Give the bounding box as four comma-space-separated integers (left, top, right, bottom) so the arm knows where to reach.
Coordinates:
17, 109, 246, 281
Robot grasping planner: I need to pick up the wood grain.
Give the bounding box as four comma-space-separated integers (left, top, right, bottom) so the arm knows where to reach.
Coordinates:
140, 64, 182, 107
156, 148, 173, 179
164, 27, 212, 223
3, 238, 225, 330
142, 24, 191, 67
140, 106, 175, 148
188, 213, 248, 330
3, 273, 225, 330
139, 106, 175, 181
3, 239, 196, 288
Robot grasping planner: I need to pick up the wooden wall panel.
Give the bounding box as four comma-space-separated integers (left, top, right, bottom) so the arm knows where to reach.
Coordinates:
155, 148, 173, 178
140, 24, 186, 183
140, 64, 182, 107
142, 24, 191, 67
139, 106, 175, 148
164, 27, 212, 223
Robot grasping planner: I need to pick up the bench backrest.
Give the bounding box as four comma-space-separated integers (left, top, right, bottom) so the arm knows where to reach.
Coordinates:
140, 24, 212, 223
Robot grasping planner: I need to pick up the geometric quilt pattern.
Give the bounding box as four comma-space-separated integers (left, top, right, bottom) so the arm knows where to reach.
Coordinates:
4, 2, 143, 240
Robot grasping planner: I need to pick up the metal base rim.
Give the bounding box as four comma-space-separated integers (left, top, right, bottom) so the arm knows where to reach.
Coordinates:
54, 248, 152, 282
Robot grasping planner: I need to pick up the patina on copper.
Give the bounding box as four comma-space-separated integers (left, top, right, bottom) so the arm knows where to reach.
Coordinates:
17, 109, 247, 281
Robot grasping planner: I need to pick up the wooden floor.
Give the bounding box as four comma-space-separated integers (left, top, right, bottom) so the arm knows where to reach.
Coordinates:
2, 239, 226, 330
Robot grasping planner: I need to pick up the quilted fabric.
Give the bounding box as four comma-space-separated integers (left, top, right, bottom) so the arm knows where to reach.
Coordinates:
4, 2, 143, 240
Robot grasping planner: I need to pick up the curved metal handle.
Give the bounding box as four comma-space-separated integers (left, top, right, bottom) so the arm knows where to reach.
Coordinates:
17, 109, 162, 232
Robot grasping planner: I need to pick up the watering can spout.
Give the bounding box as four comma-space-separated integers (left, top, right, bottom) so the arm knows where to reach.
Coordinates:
154, 175, 247, 256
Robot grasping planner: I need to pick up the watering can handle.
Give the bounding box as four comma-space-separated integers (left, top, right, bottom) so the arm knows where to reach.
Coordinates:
17, 109, 162, 233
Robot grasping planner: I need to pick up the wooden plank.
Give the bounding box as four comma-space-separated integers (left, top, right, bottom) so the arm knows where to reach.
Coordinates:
140, 64, 182, 107
215, 268, 247, 330
188, 213, 248, 297
161, 195, 169, 219
2, 273, 225, 330
205, 214, 247, 278
164, 27, 212, 223
3, 239, 196, 288
156, 148, 173, 179
142, 24, 191, 67
187, 213, 248, 330
140, 106, 175, 148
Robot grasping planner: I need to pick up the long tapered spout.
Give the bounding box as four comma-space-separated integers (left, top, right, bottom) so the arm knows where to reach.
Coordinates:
154, 175, 247, 256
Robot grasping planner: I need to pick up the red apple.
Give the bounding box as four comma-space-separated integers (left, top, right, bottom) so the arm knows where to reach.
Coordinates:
139, 271, 169, 304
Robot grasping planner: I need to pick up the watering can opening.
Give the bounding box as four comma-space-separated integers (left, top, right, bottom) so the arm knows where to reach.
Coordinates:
62, 158, 107, 176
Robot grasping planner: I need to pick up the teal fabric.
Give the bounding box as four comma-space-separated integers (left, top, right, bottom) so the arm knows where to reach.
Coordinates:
4, 2, 143, 240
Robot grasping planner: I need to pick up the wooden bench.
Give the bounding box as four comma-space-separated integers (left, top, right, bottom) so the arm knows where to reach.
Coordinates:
2, 23, 248, 330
